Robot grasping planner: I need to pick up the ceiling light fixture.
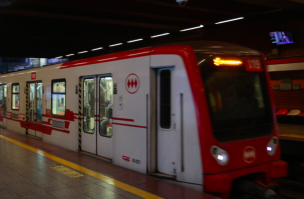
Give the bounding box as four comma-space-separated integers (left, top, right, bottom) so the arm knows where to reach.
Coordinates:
55, 56, 63, 59
109, 43, 123, 47
91, 47, 103, 51
151, 33, 170, 38
176, 0, 188, 6
180, 25, 203, 32
78, 51, 88, 54
66, 54, 75, 57
127, 38, 143, 43
215, 17, 244, 24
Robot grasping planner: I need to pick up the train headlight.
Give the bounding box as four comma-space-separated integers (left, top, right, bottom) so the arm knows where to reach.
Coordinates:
211, 145, 229, 166
267, 136, 278, 156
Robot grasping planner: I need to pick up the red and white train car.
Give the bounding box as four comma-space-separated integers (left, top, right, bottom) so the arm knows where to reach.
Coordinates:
0, 41, 287, 198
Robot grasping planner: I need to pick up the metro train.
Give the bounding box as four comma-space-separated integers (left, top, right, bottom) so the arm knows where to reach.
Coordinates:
0, 41, 287, 199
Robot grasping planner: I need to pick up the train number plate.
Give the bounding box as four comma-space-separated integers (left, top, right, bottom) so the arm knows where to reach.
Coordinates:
244, 57, 263, 71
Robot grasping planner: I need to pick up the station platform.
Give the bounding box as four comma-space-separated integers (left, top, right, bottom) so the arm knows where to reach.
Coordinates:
0, 129, 217, 199
278, 123, 304, 142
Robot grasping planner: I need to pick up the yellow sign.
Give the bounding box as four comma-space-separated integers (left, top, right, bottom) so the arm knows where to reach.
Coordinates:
51, 165, 84, 178
213, 57, 242, 66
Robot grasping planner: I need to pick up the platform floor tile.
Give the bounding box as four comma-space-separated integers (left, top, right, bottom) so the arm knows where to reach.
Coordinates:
0, 136, 142, 199
0, 129, 218, 199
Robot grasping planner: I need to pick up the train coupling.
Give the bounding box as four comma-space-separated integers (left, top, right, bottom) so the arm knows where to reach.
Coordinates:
235, 180, 278, 199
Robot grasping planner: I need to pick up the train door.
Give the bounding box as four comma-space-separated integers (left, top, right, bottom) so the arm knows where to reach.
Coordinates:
156, 68, 177, 176
27, 81, 43, 138
81, 75, 113, 160
0, 84, 7, 128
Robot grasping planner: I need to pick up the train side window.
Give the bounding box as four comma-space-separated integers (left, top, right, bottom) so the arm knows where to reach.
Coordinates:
83, 78, 95, 134
160, 70, 171, 129
12, 83, 20, 110
99, 77, 113, 137
0, 85, 7, 115
0, 85, 2, 104
51, 79, 66, 117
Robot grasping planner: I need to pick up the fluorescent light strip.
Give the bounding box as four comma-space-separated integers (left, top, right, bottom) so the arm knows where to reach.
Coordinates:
78, 51, 88, 54
109, 43, 123, 47
97, 57, 117, 62
180, 25, 203, 32
127, 38, 143, 43
215, 17, 244, 24
151, 33, 170, 38
55, 56, 63, 59
91, 47, 103, 51
198, 59, 206, 65
66, 54, 75, 57
73, 62, 88, 66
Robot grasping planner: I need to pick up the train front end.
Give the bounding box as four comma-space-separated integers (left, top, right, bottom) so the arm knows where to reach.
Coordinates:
190, 42, 287, 199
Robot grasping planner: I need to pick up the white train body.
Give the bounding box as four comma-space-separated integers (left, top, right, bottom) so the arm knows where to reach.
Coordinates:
0, 45, 202, 183
0, 41, 287, 199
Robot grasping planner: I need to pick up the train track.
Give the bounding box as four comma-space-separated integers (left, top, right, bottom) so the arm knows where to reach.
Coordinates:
278, 179, 304, 199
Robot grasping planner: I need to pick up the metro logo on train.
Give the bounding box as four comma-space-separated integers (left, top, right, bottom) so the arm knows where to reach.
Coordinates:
31, 72, 36, 80
243, 146, 257, 163
122, 155, 130, 162
125, 73, 140, 94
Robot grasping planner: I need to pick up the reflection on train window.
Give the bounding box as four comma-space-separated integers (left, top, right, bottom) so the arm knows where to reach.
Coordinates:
29, 83, 36, 121
53, 82, 66, 93
99, 77, 113, 137
0, 85, 7, 116
205, 72, 266, 118
51, 80, 66, 116
12, 83, 20, 110
198, 55, 272, 142
83, 79, 95, 134
160, 70, 171, 129
37, 82, 43, 123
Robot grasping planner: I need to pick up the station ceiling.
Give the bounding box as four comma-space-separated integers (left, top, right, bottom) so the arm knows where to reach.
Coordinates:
0, 0, 304, 59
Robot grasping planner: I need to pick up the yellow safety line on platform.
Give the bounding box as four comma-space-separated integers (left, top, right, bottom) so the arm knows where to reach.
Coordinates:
279, 133, 304, 139
0, 135, 163, 199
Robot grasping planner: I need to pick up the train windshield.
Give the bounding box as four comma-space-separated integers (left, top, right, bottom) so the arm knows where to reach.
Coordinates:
197, 55, 273, 142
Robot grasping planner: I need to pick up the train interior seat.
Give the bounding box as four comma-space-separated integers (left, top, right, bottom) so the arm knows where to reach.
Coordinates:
287, 109, 302, 116
276, 109, 289, 115
107, 124, 113, 136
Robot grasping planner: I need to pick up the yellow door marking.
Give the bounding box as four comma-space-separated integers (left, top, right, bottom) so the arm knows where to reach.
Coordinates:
51, 164, 84, 178
0, 135, 163, 199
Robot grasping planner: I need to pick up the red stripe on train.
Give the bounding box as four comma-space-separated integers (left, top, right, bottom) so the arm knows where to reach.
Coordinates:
112, 123, 146, 129
112, 117, 134, 122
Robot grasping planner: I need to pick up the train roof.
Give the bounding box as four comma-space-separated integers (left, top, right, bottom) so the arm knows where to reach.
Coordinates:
0, 40, 260, 75
163, 41, 260, 56
60, 40, 260, 69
